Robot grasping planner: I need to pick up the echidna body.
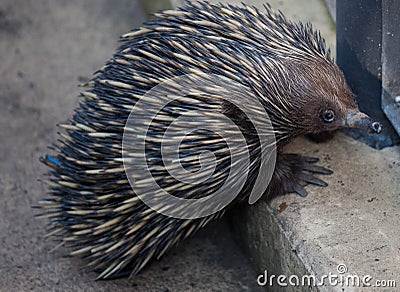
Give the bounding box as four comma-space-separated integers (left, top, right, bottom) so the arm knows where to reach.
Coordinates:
39, 1, 381, 279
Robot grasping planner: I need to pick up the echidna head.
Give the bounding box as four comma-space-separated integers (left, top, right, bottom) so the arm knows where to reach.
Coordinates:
277, 57, 382, 136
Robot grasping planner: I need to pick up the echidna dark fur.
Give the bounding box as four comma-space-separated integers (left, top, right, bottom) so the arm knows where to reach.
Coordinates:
38, 1, 382, 280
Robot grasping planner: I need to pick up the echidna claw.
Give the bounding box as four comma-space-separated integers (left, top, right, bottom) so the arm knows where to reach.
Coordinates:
299, 173, 328, 187
302, 164, 333, 175
302, 156, 320, 163
293, 184, 308, 197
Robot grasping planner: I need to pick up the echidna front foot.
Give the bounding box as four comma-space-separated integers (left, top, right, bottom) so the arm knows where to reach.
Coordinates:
268, 153, 333, 198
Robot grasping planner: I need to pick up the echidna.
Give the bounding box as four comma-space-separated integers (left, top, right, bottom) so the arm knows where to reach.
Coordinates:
38, 1, 382, 280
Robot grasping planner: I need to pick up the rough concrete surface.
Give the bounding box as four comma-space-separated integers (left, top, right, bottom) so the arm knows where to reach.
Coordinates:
0, 1, 262, 290
233, 134, 400, 291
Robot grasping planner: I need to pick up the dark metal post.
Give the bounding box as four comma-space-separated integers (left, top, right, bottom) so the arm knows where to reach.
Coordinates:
382, 0, 400, 138
336, 0, 399, 148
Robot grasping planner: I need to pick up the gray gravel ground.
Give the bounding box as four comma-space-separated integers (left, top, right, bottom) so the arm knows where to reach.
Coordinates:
0, 1, 263, 290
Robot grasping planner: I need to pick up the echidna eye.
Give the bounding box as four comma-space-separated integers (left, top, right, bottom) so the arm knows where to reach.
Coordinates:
321, 109, 335, 123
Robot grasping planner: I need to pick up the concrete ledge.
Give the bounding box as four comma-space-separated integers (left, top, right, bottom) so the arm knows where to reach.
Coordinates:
232, 134, 400, 291
231, 203, 317, 292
